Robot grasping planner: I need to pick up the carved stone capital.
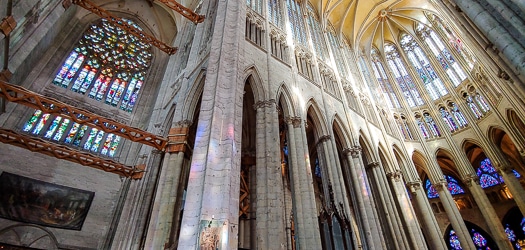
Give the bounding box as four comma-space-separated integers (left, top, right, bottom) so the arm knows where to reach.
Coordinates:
432, 181, 447, 192
351, 146, 362, 158
176, 119, 192, 127
463, 174, 479, 187
318, 135, 331, 144
253, 99, 276, 110
407, 181, 422, 194
285, 116, 302, 128
387, 170, 403, 182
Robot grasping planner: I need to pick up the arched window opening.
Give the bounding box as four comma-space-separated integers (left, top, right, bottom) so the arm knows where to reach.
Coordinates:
52, 19, 152, 113
327, 27, 348, 78
268, 0, 283, 27
287, 0, 307, 45
440, 107, 458, 132
476, 158, 521, 189
416, 24, 467, 87
396, 115, 414, 140
425, 175, 465, 199
450, 102, 468, 128
384, 44, 423, 107
424, 112, 441, 137
371, 48, 400, 108
306, 4, 328, 61
400, 34, 447, 100
427, 14, 476, 70
446, 224, 496, 250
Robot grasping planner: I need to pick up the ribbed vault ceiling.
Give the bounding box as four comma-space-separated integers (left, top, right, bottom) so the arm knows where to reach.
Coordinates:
311, 0, 438, 52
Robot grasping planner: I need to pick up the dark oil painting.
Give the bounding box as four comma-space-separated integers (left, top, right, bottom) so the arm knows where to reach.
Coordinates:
0, 172, 94, 230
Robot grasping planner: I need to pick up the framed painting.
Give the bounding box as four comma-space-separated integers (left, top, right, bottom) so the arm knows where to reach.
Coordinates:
0, 172, 94, 230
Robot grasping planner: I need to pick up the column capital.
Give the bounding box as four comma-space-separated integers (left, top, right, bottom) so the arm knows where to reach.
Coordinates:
175, 119, 193, 127
351, 146, 362, 158
432, 181, 447, 192
285, 116, 302, 128
253, 99, 276, 110
463, 174, 479, 187
387, 170, 403, 182
407, 181, 422, 194
317, 135, 331, 144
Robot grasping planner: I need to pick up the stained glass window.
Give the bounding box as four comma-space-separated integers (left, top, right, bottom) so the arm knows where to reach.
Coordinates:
448, 230, 462, 250
247, 0, 263, 14
424, 113, 441, 137
440, 107, 458, 132
371, 49, 400, 108
425, 175, 465, 199
22, 110, 121, 157
268, 0, 283, 27
448, 227, 494, 250
505, 225, 522, 250
396, 116, 414, 140
416, 24, 467, 87
314, 158, 322, 178
427, 14, 475, 70
416, 116, 429, 139
476, 158, 521, 189
328, 28, 348, 78
466, 95, 483, 119
475, 93, 490, 113
306, 5, 328, 61
450, 103, 468, 128
471, 229, 489, 249
385, 44, 424, 107
52, 18, 152, 113
287, 0, 307, 46
400, 34, 447, 100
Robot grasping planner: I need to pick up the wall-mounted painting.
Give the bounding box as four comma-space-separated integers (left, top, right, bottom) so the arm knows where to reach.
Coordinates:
0, 172, 94, 230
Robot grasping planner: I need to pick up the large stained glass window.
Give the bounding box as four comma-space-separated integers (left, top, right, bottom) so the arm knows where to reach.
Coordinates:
416, 24, 467, 87
385, 44, 423, 107
371, 48, 400, 108
476, 158, 521, 189
400, 34, 447, 100
268, 0, 283, 27
447, 227, 494, 250
22, 110, 121, 157
425, 175, 465, 199
287, 0, 307, 46
306, 4, 328, 61
52, 18, 152, 113
427, 14, 475, 70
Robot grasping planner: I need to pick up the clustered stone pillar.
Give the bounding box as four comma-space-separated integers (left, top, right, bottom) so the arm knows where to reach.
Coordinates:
433, 181, 476, 250
144, 123, 191, 249
254, 100, 287, 249
463, 175, 514, 250
407, 181, 448, 250
343, 146, 385, 249
286, 116, 322, 249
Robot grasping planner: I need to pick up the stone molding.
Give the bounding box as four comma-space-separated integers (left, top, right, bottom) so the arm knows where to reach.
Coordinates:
176, 119, 193, 127
387, 170, 403, 182
285, 116, 302, 128
253, 99, 276, 110
432, 181, 447, 192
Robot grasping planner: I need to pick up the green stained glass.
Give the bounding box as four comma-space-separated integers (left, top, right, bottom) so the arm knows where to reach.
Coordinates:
53, 119, 70, 141
83, 128, 98, 150
44, 117, 62, 139
23, 110, 43, 132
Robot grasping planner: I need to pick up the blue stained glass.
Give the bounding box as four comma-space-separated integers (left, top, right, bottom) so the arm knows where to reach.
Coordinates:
477, 158, 507, 188
505, 225, 517, 242
424, 113, 440, 137
449, 230, 462, 250
425, 179, 439, 198
314, 158, 322, 178
440, 107, 458, 131
23, 110, 43, 132
417, 117, 429, 139
446, 175, 465, 195
471, 229, 488, 248
44, 116, 62, 139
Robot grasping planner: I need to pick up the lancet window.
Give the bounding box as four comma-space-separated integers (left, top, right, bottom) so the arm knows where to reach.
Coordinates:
400, 34, 447, 100
416, 24, 467, 87
247, 0, 263, 14
427, 13, 475, 70
327, 27, 348, 78
371, 48, 400, 108
306, 4, 328, 61
440, 107, 458, 132
450, 102, 468, 127
465, 92, 490, 118
286, 0, 307, 45
268, 0, 283, 27
384, 44, 423, 107
52, 18, 152, 113
395, 115, 414, 140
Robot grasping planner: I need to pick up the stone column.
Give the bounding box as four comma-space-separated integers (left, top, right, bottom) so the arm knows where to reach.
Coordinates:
177, 0, 245, 247
434, 181, 476, 250
407, 181, 448, 250
385, 169, 427, 250
367, 163, 407, 250
286, 116, 322, 249
144, 124, 190, 249
463, 175, 514, 250
254, 100, 287, 249
496, 161, 525, 216
453, 0, 525, 80
343, 147, 385, 249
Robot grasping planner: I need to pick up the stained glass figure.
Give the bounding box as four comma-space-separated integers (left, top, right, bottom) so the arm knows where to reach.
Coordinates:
440, 107, 458, 131
287, 0, 307, 45
400, 34, 447, 100
466, 96, 483, 118
475, 93, 490, 113
385, 44, 423, 107
450, 103, 468, 127
424, 113, 440, 137
51, 18, 152, 112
